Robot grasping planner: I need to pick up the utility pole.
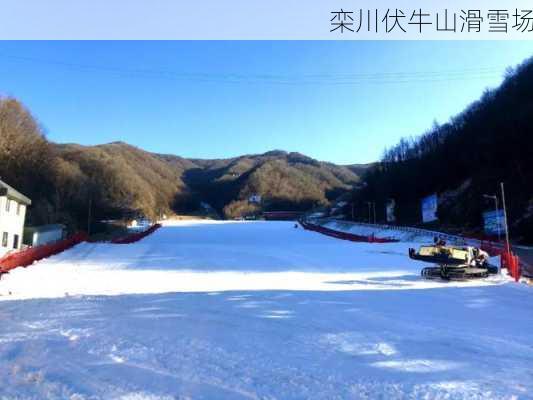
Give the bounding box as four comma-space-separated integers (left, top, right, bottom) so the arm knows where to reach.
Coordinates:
500, 182, 511, 254
87, 198, 92, 236
366, 202, 371, 223
372, 202, 376, 224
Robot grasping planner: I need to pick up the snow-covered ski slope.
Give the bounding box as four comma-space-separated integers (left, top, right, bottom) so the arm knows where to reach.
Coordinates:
0, 220, 504, 299
1, 220, 532, 399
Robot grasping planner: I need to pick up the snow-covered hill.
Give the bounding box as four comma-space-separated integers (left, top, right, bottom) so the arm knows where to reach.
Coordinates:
0, 221, 532, 399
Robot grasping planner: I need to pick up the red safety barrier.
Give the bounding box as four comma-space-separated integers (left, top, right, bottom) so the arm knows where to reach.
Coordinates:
0, 224, 162, 276
501, 251, 521, 282
300, 221, 398, 243
111, 224, 161, 244
0, 232, 88, 274
315, 218, 508, 253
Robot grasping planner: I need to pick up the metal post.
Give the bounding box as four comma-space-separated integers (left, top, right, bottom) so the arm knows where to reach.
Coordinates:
500, 182, 511, 254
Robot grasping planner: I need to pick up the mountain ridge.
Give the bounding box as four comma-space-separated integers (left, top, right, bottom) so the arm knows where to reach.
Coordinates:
50, 140, 370, 223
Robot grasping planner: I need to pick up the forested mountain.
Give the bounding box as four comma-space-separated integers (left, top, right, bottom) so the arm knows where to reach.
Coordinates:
351, 56, 533, 242
55, 142, 197, 221
0, 97, 365, 230
180, 151, 363, 218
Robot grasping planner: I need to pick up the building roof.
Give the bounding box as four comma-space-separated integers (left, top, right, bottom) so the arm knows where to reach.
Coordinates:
0, 179, 31, 205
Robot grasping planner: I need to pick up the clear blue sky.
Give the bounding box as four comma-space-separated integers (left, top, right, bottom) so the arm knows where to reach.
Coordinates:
0, 41, 531, 164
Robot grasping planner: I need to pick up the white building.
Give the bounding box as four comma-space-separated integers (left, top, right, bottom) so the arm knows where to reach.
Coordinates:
0, 180, 31, 257
24, 224, 65, 247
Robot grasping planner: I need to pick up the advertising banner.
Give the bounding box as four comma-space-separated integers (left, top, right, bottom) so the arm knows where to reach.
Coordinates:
483, 209, 505, 236
421, 194, 438, 223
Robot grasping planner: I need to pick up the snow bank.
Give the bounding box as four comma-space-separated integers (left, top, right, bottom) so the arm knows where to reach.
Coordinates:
320, 219, 436, 242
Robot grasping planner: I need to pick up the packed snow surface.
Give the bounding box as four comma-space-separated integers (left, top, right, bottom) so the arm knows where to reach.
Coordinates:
0, 220, 532, 399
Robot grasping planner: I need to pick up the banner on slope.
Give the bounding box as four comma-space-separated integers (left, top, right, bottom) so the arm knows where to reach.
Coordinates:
386, 199, 396, 223
483, 209, 505, 236
421, 194, 438, 223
